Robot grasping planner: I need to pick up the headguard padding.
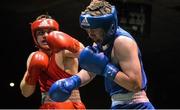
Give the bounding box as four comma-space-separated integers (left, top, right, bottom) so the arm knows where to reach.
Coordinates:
31, 18, 59, 49
80, 6, 118, 37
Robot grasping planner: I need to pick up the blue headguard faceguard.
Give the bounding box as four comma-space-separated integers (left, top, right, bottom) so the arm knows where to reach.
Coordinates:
80, 6, 118, 39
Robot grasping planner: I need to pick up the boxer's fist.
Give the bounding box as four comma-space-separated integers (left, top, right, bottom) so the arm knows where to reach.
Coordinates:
48, 75, 81, 102
79, 46, 119, 80
25, 51, 49, 85
46, 31, 80, 53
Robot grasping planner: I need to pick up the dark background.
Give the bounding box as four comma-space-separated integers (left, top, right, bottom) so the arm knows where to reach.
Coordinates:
1, 0, 180, 109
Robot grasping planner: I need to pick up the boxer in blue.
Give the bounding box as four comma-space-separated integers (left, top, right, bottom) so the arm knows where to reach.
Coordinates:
48, 1, 155, 109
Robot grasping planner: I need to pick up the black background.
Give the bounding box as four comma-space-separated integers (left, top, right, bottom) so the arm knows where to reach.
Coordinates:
0, 0, 180, 109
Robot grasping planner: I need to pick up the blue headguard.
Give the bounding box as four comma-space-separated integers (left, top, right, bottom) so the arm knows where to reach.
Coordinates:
80, 6, 118, 44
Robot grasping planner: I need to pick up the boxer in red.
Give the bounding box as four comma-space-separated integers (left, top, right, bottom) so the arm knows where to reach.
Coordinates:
20, 14, 85, 109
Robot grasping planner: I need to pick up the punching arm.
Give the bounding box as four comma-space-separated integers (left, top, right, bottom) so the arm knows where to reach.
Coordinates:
48, 75, 81, 102
46, 31, 80, 53
48, 69, 95, 102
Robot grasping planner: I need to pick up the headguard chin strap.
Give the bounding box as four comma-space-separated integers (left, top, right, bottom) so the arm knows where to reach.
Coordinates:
80, 6, 118, 44
31, 18, 59, 50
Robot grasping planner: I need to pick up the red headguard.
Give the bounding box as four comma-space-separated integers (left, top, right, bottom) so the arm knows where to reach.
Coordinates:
31, 16, 59, 50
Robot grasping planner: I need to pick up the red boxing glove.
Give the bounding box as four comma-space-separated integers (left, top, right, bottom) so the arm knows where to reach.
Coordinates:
25, 51, 49, 85
46, 31, 80, 53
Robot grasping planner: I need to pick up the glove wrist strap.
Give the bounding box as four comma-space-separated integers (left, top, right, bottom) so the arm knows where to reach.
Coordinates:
104, 63, 119, 80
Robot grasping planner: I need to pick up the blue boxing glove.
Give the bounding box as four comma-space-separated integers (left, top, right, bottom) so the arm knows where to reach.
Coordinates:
48, 75, 81, 102
79, 46, 119, 80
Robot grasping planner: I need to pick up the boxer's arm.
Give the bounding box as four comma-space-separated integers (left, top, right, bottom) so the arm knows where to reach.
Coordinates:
20, 71, 36, 97
63, 42, 85, 58
47, 31, 81, 53
113, 36, 142, 92
48, 69, 95, 102
54, 43, 84, 75
20, 51, 49, 97
79, 46, 119, 80
20, 52, 36, 97
76, 69, 96, 87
